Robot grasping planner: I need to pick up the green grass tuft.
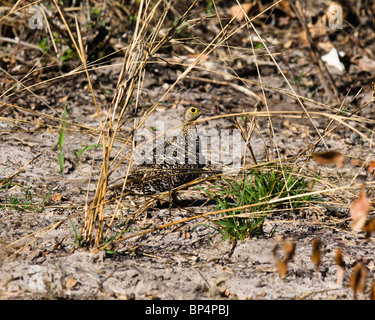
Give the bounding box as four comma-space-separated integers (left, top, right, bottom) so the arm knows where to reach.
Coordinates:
202, 167, 320, 241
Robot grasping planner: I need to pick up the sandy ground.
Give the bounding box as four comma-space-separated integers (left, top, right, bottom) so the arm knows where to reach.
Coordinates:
1, 1, 375, 300
1, 98, 374, 300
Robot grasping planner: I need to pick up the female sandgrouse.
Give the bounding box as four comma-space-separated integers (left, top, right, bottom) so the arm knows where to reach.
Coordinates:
127, 106, 210, 194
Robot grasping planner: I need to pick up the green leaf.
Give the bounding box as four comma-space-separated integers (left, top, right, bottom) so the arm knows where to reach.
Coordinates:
58, 106, 67, 174
73, 144, 103, 159
58, 152, 64, 174
58, 106, 67, 152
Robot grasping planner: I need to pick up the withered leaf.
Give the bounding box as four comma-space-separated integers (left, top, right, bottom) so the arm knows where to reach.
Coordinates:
277, 0, 294, 17
283, 241, 296, 263
65, 276, 79, 290
311, 238, 321, 270
272, 237, 294, 278
276, 260, 288, 278
351, 159, 375, 173
335, 248, 345, 268
182, 230, 191, 239
336, 266, 344, 286
309, 15, 327, 39
350, 263, 367, 299
50, 193, 64, 202
362, 218, 375, 239
273, 238, 295, 278
230, 3, 252, 22
335, 248, 345, 286
350, 186, 371, 231
312, 150, 344, 169
230, 2, 262, 22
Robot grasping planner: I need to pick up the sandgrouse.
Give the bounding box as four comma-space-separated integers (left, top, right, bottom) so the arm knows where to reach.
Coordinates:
126, 106, 211, 194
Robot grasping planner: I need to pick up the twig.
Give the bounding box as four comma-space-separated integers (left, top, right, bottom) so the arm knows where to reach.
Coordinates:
288, 0, 340, 103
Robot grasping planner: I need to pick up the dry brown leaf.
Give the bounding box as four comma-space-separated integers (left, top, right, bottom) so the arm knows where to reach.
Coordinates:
311, 238, 321, 270
273, 240, 297, 278
230, 2, 262, 22
58, 95, 69, 104
317, 41, 334, 52
350, 263, 367, 299
312, 150, 344, 169
351, 159, 362, 167
362, 218, 375, 239
283, 241, 295, 262
298, 15, 327, 45
363, 218, 375, 232
182, 230, 191, 239
50, 193, 64, 202
230, 3, 252, 22
350, 186, 371, 231
277, 0, 295, 17
273, 238, 295, 278
276, 260, 288, 278
335, 248, 345, 268
365, 161, 375, 173
65, 276, 79, 290
335, 248, 345, 286
298, 30, 308, 45
336, 266, 344, 286
283, 39, 293, 49
351, 159, 375, 173
222, 288, 230, 297
308, 15, 327, 38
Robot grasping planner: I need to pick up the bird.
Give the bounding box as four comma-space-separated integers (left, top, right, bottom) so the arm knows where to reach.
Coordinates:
124, 105, 211, 195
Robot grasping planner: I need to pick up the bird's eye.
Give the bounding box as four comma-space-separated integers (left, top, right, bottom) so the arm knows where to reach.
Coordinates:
190, 107, 197, 114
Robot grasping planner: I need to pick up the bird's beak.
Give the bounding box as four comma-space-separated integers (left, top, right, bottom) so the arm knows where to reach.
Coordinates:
201, 106, 214, 116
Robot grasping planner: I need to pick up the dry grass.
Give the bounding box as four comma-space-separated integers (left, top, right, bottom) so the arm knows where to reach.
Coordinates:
1, 0, 375, 257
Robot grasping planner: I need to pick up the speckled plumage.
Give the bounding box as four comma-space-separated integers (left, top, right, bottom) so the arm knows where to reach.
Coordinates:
127, 106, 209, 194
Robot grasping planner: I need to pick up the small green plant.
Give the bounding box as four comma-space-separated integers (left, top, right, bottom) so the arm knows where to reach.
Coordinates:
206, 0, 215, 14
9, 187, 33, 210
73, 143, 121, 161
0, 182, 33, 211
292, 70, 306, 85
202, 167, 319, 241
73, 144, 103, 160
35, 186, 55, 213
38, 37, 48, 52
128, 13, 138, 27
1, 172, 54, 212
60, 49, 75, 62
90, 7, 101, 15
58, 106, 67, 174
70, 219, 82, 247
172, 17, 189, 34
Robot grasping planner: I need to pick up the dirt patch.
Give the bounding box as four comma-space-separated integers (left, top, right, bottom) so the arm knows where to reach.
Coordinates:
1, 1, 375, 300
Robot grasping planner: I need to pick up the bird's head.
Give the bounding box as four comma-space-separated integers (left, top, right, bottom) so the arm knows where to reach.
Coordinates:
183, 106, 212, 124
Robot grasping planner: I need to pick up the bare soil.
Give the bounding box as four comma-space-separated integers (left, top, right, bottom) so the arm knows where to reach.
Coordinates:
0, 1, 375, 300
